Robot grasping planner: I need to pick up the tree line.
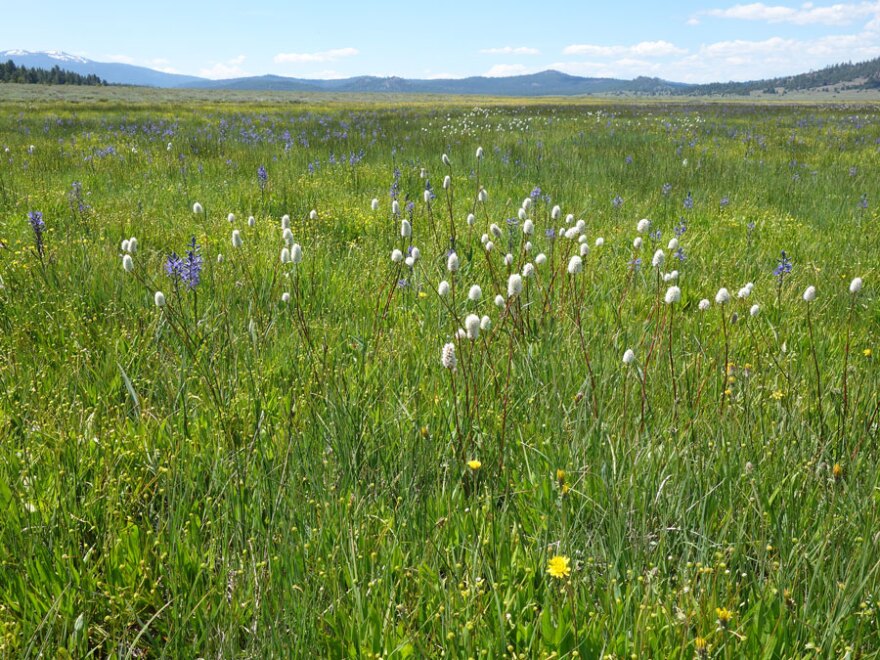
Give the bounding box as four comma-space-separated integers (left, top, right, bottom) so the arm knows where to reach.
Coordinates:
0, 60, 107, 86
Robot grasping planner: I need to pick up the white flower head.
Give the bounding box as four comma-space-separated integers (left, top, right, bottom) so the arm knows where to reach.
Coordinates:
522, 197, 532, 211
523, 219, 534, 235
738, 287, 750, 299
481, 233, 489, 245
595, 237, 604, 247
507, 273, 523, 298
121, 239, 130, 253
518, 207, 527, 221
468, 284, 482, 302
371, 198, 379, 211
281, 247, 291, 264
154, 291, 166, 307
522, 263, 535, 278
579, 243, 589, 257
490, 223, 502, 238
248, 216, 255, 227
281, 291, 291, 304
281, 214, 290, 229
467, 213, 476, 226
636, 218, 651, 234
652, 249, 665, 269
476, 146, 483, 159
664, 286, 681, 304
699, 298, 711, 311
441, 342, 456, 371
193, 202, 203, 214
667, 237, 679, 251
127, 237, 138, 254
535, 253, 547, 265
438, 280, 450, 296
217, 254, 224, 263
494, 294, 505, 308
465, 314, 481, 340
623, 349, 636, 365
715, 288, 730, 305
122, 254, 134, 272
850, 277, 863, 294
443, 175, 451, 190
750, 304, 760, 317
231, 229, 243, 248
447, 252, 460, 272
424, 190, 432, 204
410, 247, 421, 261
485, 241, 494, 252
803, 285, 816, 302
291, 244, 303, 264
227, 213, 236, 223
633, 237, 643, 249
478, 188, 488, 203
391, 249, 404, 263
401, 219, 412, 238
567, 255, 583, 275
551, 205, 561, 220
283, 227, 294, 245
442, 153, 451, 166
404, 256, 415, 268
392, 200, 400, 215
504, 253, 514, 266
524, 241, 532, 252
480, 315, 492, 331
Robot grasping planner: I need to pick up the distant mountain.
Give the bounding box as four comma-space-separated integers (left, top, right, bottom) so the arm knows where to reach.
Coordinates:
0, 50, 204, 87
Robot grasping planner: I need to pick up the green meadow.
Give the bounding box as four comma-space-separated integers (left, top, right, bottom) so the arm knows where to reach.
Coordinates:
1, 88, 879, 658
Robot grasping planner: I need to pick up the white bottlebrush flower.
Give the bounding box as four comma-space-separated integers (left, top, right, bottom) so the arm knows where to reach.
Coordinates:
504, 253, 514, 266
636, 218, 651, 234
478, 188, 488, 203
623, 348, 636, 365
578, 235, 587, 244
476, 146, 483, 159
281, 247, 291, 264
524, 241, 532, 252
699, 298, 711, 311
391, 249, 404, 263
283, 227, 294, 245
485, 241, 494, 252
405, 256, 415, 268
154, 291, 166, 307
231, 229, 243, 248
490, 223, 502, 238
595, 237, 604, 247
567, 255, 583, 275
248, 216, 255, 227
565, 213, 575, 224
193, 202, 203, 214
227, 213, 236, 223
291, 243, 303, 264
663, 271, 678, 282
371, 198, 379, 211
465, 314, 481, 340
715, 288, 731, 304
494, 294, 505, 307
667, 237, 679, 251
535, 253, 547, 265
467, 213, 476, 226
282, 292, 291, 304
217, 254, 224, 263
121, 239, 130, 252
507, 273, 523, 298
309, 209, 318, 220
738, 286, 750, 299
127, 237, 138, 254
523, 219, 534, 235
750, 304, 760, 317
122, 254, 134, 272
167, 142, 172, 151
518, 207, 527, 221
579, 243, 589, 257
423, 190, 432, 203
850, 277, 863, 294
480, 315, 492, 331
564, 228, 578, 240
441, 342, 456, 371
443, 175, 451, 189
420, 168, 426, 178
468, 284, 482, 302
410, 246, 421, 261
803, 285, 816, 302
281, 214, 290, 229
522, 197, 532, 211
392, 200, 400, 215
401, 219, 412, 238
664, 286, 681, 304
575, 219, 586, 233
652, 249, 665, 269
745, 282, 755, 293
551, 205, 561, 220
522, 263, 535, 278
447, 252, 460, 272
438, 280, 450, 296
481, 233, 489, 245
633, 237, 643, 249
442, 153, 451, 166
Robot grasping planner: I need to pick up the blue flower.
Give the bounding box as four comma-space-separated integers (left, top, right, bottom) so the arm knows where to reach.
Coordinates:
683, 192, 694, 210
612, 195, 623, 209
27, 211, 45, 257
257, 165, 268, 190
773, 250, 793, 280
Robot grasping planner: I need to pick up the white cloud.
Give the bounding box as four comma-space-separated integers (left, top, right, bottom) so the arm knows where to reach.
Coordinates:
484, 63, 535, 77
104, 54, 135, 64
479, 46, 540, 55
199, 55, 248, 80
698, 1, 880, 25
274, 48, 358, 64
563, 40, 687, 58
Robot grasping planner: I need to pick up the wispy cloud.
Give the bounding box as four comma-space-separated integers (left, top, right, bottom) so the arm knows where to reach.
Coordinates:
274, 48, 359, 64
104, 54, 135, 64
693, 1, 880, 26
563, 40, 687, 58
199, 55, 248, 79
484, 63, 536, 77
479, 46, 540, 55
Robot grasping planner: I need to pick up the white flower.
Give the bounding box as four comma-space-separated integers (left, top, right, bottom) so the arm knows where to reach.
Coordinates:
850, 277, 863, 294
122, 254, 134, 272
535, 253, 547, 265
391, 249, 404, 263
127, 237, 138, 254
667, 237, 679, 250
478, 188, 488, 203
442, 153, 451, 166
121, 239, 130, 252
622, 349, 636, 365
699, 298, 711, 311
579, 243, 589, 257
750, 304, 760, 317
522, 197, 532, 211
193, 202, 203, 214
420, 168, 426, 178
441, 342, 456, 370
281, 214, 290, 229
803, 285, 816, 302
663, 271, 678, 282
636, 218, 651, 234
281, 247, 291, 264
576, 219, 586, 233
715, 288, 730, 304
490, 223, 502, 238
447, 252, 460, 272
738, 286, 750, 299
167, 142, 172, 151
467, 213, 476, 226
248, 216, 255, 227
494, 294, 505, 307
392, 200, 400, 215
485, 241, 494, 252
283, 227, 294, 245
410, 247, 421, 261
551, 205, 561, 220
401, 219, 412, 238
524, 241, 532, 252
468, 285, 482, 302
227, 213, 236, 223
518, 208, 527, 221
309, 209, 318, 220
567, 255, 583, 275
424, 190, 432, 203
231, 230, 243, 248
664, 286, 681, 304
652, 249, 665, 269
565, 214, 575, 224
480, 315, 492, 331
564, 228, 577, 240
633, 237, 643, 249
371, 198, 379, 211
504, 253, 513, 266
443, 175, 451, 189
405, 256, 415, 267
481, 233, 489, 245
578, 235, 587, 244
282, 292, 291, 304
595, 237, 605, 247
217, 254, 224, 263
476, 146, 483, 159
745, 282, 755, 293
154, 291, 166, 307
507, 273, 523, 298
465, 314, 481, 340
438, 280, 450, 296
291, 244, 303, 264
522, 263, 535, 278
523, 219, 534, 235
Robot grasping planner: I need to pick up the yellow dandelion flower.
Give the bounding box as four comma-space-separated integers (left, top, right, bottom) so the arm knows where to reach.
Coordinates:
832, 463, 843, 480
467, 460, 482, 471
864, 348, 872, 358
695, 637, 708, 657
556, 469, 566, 482
716, 607, 733, 628
546, 555, 571, 579
418, 291, 428, 299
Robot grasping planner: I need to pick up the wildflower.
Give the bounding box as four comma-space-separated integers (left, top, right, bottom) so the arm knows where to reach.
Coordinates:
595, 237, 604, 247
494, 294, 505, 307
637, 218, 651, 234
546, 555, 571, 580
281, 247, 291, 264
248, 216, 255, 227
281, 292, 291, 303
507, 273, 523, 298
850, 277, 863, 294
665, 286, 681, 304
567, 256, 583, 275
623, 349, 636, 365
478, 188, 488, 203
667, 237, 679, 251
371, 198, 379, 211
480, 315, 491, 331
771, 390, 784, 400
465, 314, 481, 340
442, 153, 450, 166
774, 251, 793, 280
490, 223, 502, 238
612, 195, 623, 208
833, 463, 844, 480
522, 263, 535, 278
803, 285, 816, 302
522, 197, 532, 210
121, 239, 130, 252
652, 249, 665, 269
231, 230, 243, 248
863, 348, 872, 357
291, 243, 303, 264
551, 205, 561, 220
750, 304, 760, 317
217, 254, 224, 263
535, 253, 547, 265
401, 219, 412, 238
154, 291, 166, 307
447, 252, 460, 272
283, 228, 294, 245
467, 213, 476, 226
476, 146, 483, 159
579, 243, 589, 257
392, 200, 400, 215
309, 209, 317, 220
443, 175, 451, 190
468, 285, 482, 302
438, 280, 450, 296
391, 249, 404, 263
633, 237, 643, 249
699, 298, 711, 311
127, 237, 138, 254
738, 286, 750, 299
695, 637, 708, 658
716, 288, 731, 304
683, 192, 694, 209
27, 211, 45, 257
122, 254, 134, 272
282, 214, 290, 229
524, 241, 532, 252
485, 241, 494, 252
504, 253, 514, 266
441, 342, 456, 371
193, 202, 203, 214
522, 219, 534, 235
715, 607, 733, 629
227, 213, 236, 223
257, 165, 268, 189
467, 459, 482, 470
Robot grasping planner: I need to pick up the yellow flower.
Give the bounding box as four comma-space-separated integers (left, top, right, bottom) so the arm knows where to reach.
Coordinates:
695, 637, 708, 657
771, 390, 784, 400
864, 348, 872, 358
716, 607, 733, 628
467, 460, 482, 471
556, 469, 566, 482
418, 291, 428, 299
546, 555, 571, 579
832, 463, 843, 480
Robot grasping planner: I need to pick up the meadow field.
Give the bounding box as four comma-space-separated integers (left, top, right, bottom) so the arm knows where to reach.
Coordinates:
1, 89, 879, 658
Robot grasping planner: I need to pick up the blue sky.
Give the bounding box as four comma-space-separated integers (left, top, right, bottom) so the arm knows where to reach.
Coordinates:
3, 0, 880, 81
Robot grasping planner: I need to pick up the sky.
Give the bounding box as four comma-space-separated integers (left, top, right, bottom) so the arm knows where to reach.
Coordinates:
3, 0, 880, 82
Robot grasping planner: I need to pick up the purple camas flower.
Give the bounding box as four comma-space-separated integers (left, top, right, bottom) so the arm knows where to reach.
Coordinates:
650, 229, 662, 242
774, 250, 793, 281
612, 195, 623, 208
27, 211, 45, 258
720, 196, 730, 208
661, 183, 672, 196
674, 247, 686, 262
674, 219, 687, 236
859, 194, 868, 210
530, 186, 542, 200
628, 257, 642, 272
625, 155, 633, 164
257, 165, 268, 190
545, 228, 556, 239
182, 237, 203, 289
683, 192, 694, 210
165, 252, 184, 283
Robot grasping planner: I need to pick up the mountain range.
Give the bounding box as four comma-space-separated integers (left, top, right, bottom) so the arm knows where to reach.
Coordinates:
3, 49, 880, 96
